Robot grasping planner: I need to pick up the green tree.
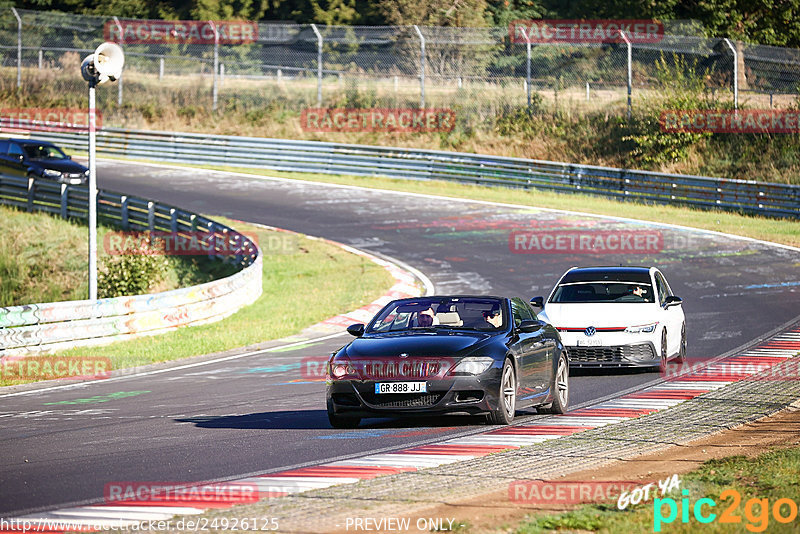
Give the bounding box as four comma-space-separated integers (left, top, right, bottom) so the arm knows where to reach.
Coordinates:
311, 0, 358, 25
380, 0, 491, 27
486, 0, 547, 27
688, 0, 800, 47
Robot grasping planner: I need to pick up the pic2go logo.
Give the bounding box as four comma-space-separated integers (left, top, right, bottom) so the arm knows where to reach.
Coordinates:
654, 489, 799, 532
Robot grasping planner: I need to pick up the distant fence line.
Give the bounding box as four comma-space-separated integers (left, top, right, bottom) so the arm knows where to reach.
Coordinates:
1, 8, 799, 119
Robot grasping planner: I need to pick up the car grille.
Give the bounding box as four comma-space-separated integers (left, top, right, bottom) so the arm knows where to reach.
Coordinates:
569, 343, 656, 363
361, 392, 444, 408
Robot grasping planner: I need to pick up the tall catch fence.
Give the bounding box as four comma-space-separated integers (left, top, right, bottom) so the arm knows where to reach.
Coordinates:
0, 9, 798, 126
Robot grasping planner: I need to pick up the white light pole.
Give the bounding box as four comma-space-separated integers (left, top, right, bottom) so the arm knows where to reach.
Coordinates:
81, 42, 124, 300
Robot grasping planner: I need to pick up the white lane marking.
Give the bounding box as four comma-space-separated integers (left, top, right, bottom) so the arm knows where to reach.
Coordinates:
445, 436, 556, 446
84, 505, 205, 515
330, 459, 452, 468
659, 381, 731, 389
630, 388, 704, 395
246, 476, 361, 491
0, 331, 348, 398
330, 453, 475, 467
15, 516, 139, 528
592, 403, 682, 411
534, 416, 628, 425
600, 399, 686, 408
740, 350, 798, 356
35, 507, 180, 521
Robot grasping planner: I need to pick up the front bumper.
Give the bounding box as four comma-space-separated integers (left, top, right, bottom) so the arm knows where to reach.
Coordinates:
567, 342, 659, 367
326, 371, 502, 418
558, 330, 660, 368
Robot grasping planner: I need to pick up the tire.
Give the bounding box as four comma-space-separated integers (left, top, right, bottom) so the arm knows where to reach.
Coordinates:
487, 358, 516, 425
676, 324, 687, 364
540, 352, 569, 414
327, 399, 360, 429
658, 328, 669, 373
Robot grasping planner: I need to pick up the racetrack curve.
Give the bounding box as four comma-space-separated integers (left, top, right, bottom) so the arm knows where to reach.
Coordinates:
1, 160, 798, 516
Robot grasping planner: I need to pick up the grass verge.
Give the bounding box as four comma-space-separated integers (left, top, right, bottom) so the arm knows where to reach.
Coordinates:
50, 217, 394, 373
514, 446, 800, 533
0, 204, 232, 307
0, 204, 91, 305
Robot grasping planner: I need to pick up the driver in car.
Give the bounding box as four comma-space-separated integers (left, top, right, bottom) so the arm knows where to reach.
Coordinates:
417, 306, 439, 327
482, 305, 503, 328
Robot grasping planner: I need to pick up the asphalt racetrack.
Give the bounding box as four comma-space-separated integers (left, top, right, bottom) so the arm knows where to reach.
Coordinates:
2, 161, 798, 516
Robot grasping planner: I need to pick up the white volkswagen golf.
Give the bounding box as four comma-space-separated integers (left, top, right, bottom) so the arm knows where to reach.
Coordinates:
532, 266, 686, 371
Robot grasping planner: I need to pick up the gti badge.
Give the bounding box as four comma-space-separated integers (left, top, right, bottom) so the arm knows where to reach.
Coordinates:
584, 326, 596, 337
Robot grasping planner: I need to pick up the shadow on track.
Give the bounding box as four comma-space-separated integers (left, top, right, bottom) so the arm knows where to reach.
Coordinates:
175, 411, 490, 430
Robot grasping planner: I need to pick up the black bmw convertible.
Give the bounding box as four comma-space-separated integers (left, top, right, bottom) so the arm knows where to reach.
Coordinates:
326, 295, 569, 427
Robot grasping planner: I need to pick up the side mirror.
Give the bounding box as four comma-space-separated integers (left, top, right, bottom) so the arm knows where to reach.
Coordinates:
66, 155, 72, 160
346, 323, 365, 337
530, 296, 544, 308
664, 295, 683, 308
517, 319, 541, 333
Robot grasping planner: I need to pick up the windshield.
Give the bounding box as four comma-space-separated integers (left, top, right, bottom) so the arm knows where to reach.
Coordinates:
550, 281, 655, 303
23, 144, 68, 160
367, 297, 505, 333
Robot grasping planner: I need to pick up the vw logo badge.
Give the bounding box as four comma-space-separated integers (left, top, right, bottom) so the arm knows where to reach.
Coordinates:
399, 353, 409, 358
584, 326, 597, 337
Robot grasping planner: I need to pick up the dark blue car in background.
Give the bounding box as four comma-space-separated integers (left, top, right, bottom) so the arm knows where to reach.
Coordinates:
0, 138, 88, 185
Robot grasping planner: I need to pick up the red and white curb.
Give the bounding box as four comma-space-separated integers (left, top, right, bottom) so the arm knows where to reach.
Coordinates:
6, 327, 799, 532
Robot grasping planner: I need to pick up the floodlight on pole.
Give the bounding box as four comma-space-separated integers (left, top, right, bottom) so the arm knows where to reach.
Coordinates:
81, 42, 124, 301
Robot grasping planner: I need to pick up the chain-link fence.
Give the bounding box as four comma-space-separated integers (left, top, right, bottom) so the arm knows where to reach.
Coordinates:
1, 8, 799, 131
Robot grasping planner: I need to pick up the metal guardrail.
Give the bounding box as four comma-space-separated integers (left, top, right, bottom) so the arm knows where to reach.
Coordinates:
0, 174, 262, 356
24, 127, 800, 218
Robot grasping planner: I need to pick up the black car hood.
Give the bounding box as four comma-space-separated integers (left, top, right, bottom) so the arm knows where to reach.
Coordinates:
345, 330, 498, 359
30, 159, 88, 173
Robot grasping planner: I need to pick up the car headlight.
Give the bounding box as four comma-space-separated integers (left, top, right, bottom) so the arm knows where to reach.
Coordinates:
449, 356, 495, 376
42, 169, 62, 178
625, 323, 657, 334
329, 361, 358, 380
